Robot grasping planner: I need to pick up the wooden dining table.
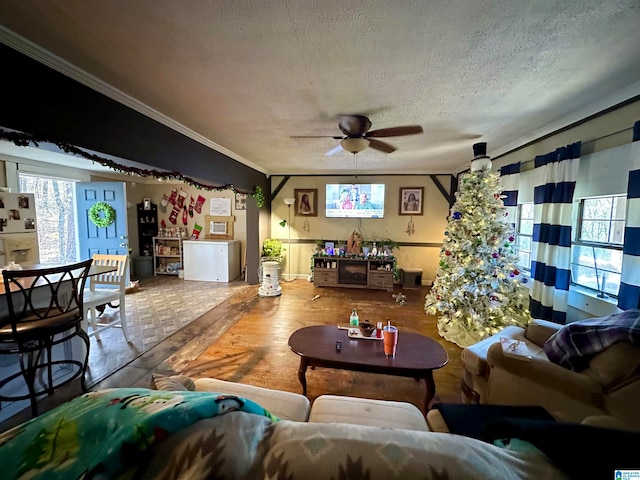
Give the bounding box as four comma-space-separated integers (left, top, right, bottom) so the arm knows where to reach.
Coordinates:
0, 263, 117, 296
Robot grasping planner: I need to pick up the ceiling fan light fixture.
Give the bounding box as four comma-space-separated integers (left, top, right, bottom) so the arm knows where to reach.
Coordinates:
340, 138, 369, 154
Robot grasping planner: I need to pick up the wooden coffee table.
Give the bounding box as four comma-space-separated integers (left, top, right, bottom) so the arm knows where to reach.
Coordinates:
288, 325, 448, 411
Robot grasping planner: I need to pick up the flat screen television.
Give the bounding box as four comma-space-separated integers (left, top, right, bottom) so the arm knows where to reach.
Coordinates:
326, 183, 385, 218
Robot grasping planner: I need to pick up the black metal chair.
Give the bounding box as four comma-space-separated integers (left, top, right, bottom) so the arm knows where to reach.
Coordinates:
0, 259, 93, 417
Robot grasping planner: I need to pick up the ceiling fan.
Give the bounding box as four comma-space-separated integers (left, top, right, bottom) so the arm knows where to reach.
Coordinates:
292, 115, 423, 156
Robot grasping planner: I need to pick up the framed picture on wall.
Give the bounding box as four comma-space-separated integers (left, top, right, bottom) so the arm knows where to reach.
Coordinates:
294, 189, 318, 216
399, 187, 424, 215
235, 192, 247, 210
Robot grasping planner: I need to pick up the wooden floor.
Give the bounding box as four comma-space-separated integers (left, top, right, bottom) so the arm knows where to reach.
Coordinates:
179, 280, 465, 411
0, 279, 464, 431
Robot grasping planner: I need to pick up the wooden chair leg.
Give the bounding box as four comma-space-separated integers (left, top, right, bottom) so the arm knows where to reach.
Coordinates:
120, 298, 130, 343
90, 307, 101, 341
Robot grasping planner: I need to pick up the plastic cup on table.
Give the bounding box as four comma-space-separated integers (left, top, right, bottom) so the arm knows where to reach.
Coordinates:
383, 324, 398, 357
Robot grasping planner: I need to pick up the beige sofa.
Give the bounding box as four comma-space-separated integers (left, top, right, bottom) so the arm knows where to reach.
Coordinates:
164, 376, 568, 479
7, 373, 639, 479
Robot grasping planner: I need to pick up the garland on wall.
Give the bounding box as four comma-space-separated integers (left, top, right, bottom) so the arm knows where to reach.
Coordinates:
0, 128, 265, 208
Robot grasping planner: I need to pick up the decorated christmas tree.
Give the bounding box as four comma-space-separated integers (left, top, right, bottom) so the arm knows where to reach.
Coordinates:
425, 143, 531, 347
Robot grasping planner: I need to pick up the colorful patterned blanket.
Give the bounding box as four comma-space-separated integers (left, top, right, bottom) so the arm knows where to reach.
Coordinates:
543, 309, 640, 370
0, 388, 278, 480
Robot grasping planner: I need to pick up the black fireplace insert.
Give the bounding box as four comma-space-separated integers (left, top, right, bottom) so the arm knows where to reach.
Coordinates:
338, 260, 368, 285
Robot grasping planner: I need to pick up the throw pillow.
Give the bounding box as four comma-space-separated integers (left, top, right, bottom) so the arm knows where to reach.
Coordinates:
152, 372, 196, 391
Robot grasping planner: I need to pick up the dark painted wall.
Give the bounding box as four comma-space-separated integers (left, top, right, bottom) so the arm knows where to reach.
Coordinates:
0, 44, 267, 192
0, 43, 267, 283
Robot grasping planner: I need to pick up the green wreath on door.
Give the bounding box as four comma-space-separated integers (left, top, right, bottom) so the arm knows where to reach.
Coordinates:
88, 201, 116, 227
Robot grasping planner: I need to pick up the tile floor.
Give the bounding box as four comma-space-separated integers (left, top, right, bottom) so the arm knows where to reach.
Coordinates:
84, 274, 250, 386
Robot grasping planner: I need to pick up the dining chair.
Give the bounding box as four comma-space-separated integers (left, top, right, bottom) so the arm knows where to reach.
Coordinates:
0, 258, 93, 417
83, 254, 130, 342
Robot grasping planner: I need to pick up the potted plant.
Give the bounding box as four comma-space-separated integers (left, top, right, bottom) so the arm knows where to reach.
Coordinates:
361, 240, 372, 256
262, 238, 285, 262
381, 238, 400, 254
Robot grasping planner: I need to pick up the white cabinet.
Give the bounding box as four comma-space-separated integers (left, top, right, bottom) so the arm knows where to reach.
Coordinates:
183, 240, 241, 282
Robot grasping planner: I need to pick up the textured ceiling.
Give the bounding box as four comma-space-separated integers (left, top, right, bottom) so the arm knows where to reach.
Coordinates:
1, 1, 640, 176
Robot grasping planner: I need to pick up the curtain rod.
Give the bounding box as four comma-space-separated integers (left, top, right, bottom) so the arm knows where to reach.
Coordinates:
492, 93, 640, 166
504, 124, 634, 170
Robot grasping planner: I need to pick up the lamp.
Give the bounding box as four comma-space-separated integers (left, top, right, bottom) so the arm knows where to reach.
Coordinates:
283, 197, 295, 281
340, 138, 369, 154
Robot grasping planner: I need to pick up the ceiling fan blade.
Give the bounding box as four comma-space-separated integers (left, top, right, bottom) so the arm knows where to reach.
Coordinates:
366, 125, 423, 138
338, 115, 372, 136
291, 135, 344, 139
368, 138, 396, 153
324, 144, 345, 156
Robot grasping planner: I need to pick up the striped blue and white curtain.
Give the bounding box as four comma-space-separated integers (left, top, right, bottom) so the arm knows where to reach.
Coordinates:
618, 121, 640, 310
500, 162, 521, 232
530, 142, 581, 323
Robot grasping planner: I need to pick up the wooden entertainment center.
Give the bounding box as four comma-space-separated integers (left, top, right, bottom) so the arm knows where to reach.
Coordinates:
313, 256, 394, 291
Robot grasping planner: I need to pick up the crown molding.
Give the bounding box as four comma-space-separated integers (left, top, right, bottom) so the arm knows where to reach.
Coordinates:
0, 26, 269, 175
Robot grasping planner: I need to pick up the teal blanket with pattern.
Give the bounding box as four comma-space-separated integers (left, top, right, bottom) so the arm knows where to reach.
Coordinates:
0, 388, 278, 479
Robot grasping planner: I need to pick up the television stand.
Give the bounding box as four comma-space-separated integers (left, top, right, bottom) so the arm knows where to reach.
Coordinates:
312, 256, 394, 291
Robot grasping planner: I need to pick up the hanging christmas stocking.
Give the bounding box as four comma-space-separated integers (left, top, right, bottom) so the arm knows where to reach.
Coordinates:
182, 206, 188, 225
194, 195, 206, 214
176, 188, 188, 209
169, 206, 180, 224
158, 194, 168, 213
188, 196, 195, 217
168, 188, 178, 205
191, 223, 203, 240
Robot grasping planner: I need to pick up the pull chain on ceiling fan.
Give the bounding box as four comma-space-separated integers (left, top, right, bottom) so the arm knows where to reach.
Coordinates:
354, 152, 359, 179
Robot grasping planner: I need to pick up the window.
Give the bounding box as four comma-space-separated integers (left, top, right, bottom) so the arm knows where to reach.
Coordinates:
19, 173, 78, 264
514, 203, 533, 272
571, 195, 626, 297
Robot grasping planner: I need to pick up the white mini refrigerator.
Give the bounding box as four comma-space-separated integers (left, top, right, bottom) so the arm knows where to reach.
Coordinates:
183, 240, 241, 282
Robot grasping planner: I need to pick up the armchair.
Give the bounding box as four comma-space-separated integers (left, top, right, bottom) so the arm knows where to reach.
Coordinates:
460, 319, 561, 404
485, 333, 640, 428
461, 315, 640, 429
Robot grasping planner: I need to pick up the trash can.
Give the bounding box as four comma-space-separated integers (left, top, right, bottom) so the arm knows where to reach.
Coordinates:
401, 268, 423, 288
132, 255, 154, 279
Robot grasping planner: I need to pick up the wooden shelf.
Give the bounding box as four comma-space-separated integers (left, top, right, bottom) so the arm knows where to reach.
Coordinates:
312, 256, 394, 291
153, 237, 184, 276
137, 202, 158, 257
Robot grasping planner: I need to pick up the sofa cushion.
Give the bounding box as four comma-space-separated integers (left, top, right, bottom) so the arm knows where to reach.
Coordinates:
524, 319, 562, 347
309, 395, 428, 431
135, 412, 272, 480
151, 372, 196, 391
461, 325, 526, 376
261, 420, 566, 480
460, 324, 552, 378
582, 341, 640, 387
194, 377, 310, 422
